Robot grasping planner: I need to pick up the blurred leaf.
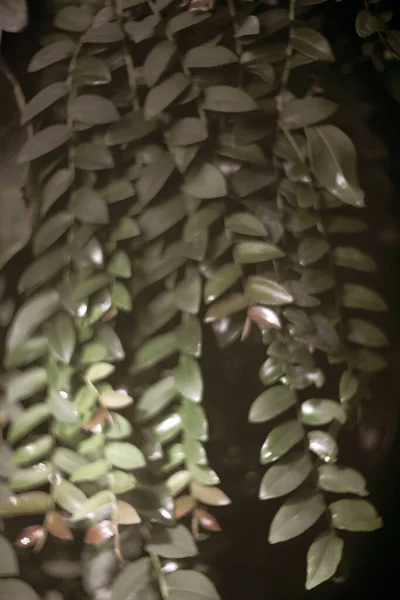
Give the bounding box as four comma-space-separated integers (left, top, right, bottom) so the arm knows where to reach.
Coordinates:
18, 246, 69, 293
175, 495, 196, 519
116, 500, 141, 525
84, 520, 114, 544
4, 367, 47, 404
74, 141, 114, 170
0, 0, 28, 32
167, 10, 210, 35
340, 284, 387, 312
69, 188, 109, 224
204, 293, 247, 323
71, 459, 109, 483
53, 478, 88, 513
330, 499, 381, 532
356, 9, 386, 38
308, 430, 337, 463
0, 188, 31, 271
110, 470, 137, 494
184, 204, 224, 241
203, 86, 257, 112
167, 569, 219, 600
261, 420, 304, 464
180, 399, 208, 441
47, 313, 76, 364
28, 39, 74, 71
33, 211, 73, 256
143, 40, 176, 87
75, 56, 112, 86
0, 579, 40, 600
9, 461, 53, 491
347, 318, 388, 348
339, 370, 359, 403
318, 465, 368, 496
111, 281, 132, 312
106, 413, 133, 440
189, 463, 219, 486
177, 315, 202, 357
298, 238, 329, 266
204, 263, 241, 304
166, 117, 207, 146
280, 97, 337, 130
269, 488, 325, 543
132, 331, 178, 374
146, 524, 197, 558
139, 195, 186, 241
106, 109, 159, 145
326, 216, 367, 234
137, 153, 175, 207
125, 14, 159, 42
83, 21, 123, 43
306, 126, 364, 207
85, 361, 115, 382
300, 269, 334, 294
0, 535, 19, 576
100, 390, 133, 410
53, 447, 88, 475
7, 403, 50, 444
173, 266, 202, 315
54, 5, 92, 31
301, 399, 346, 426
0, 491, 52, 517
182, 163, 227, 199
225, 212, 266, 236
191, 482, 230, 506
249, 385, 296, 423
167, 469, 191, 496
291, 27, 334, 62
234, 241, 284, 264
245, 276, 293, 305
260, 452, 313, 500
259, 357, 285, 385
135, 377, 177, 424
306, 532, 343, 590
351, 348, 387, 372
21, 82, 67, 124
45, 511, 73, 540
111, 557, 152, 600
334, 247, 376, 272
71, 490, 114, 521
12, 434, 53, 467
105, 442, 146, 470
231, 168, 275, 197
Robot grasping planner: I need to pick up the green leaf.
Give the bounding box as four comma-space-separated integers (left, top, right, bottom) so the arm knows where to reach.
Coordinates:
111, 217, 140, 242
106, 109, 159, 145
225, 212, 266, 236
269, 488, 325, 543
4, 367, 47, 404
177, 315, 202, 357
152, 412, 182, 445
111, 558, 152, 600
47, 313, 76, 364
125, 14, 159, 42
137, 154, 175, 206
83, 21, 123, 43
111, 281, 132, 312
166, 117, 207, 146
21, 82, 67, 124
7, 403, 50, 445
182, 163, 226, 199
0, 536, 19, 576
173, 266, 202, 315
184, 45, 237, 68
260, 452, 313, 500
132, 332, 178, 374
298, 238, 330, 266
54, 6, 92, 31
306, 532, 343, 590
103, 179, 135, 204
18, 247, 69, 293
78, 434, 105, 455
184, 204, 224, 241
204, 293, 247, 323
291, 27, 334, 62
245, 276, 293, 305
74, 142, 114, 170
144, 73, 190, 119
318, 465, 368, 496
0, 187, 31, 272
340, 284, 387, 312
308, 430, 338, 463
4, 336, 48, 369
339, 370, 359, 403
306, 126, 364, 207
74, 56, 112, 86
70, 459, 109, 483
146, 524, 197, 558
53, 448, 88, 475
0, 579, 40, 600
139, 195, 185, 242
69, 94, 119, 125
180, 399, 208, 441
167, 10, 210, 35
203, 85, 257, 112
18, 124, 69, 163
138, 291, 178, 339
204, 263, 241, 304
170, 144, 200, 173
183, 438, 206, 466
231, 168, 275, 197
70, 490, 114, 521
48, 390, 78, 424
334, 247, 376, 272
110, 470, 137, 494
0, 0, 28, 33
167, 470, 191, 496
347, 318, 388, 348
259, 357, 285, 385
301, 399, 346, 426
326, 216, 368, 234
12, 435, 54, 467
300, 269, 334, 294
174, 356, 203, 403
105, 443, 146, 470
41, 168, 74, 215
96, 324, 125, 361
280, 97, 337, 130
249, 385, 296, 423
356, 9, 386, 38
28, 39, 74, 71
234, 241, 284, 264
260, 420, 304, 464
9, 461, 53, 491
167, 569, 219, 600
189, 463, 219, 486
85, 362, 115, 382
106, 412, 133, 440
143, 40, 176, 87
0, 491, 52, 517
33, 211, 73, 256
351, 348, 387, 372
330, 499, 381, 532
69, 188, 109, 224
135, 377, 177, 424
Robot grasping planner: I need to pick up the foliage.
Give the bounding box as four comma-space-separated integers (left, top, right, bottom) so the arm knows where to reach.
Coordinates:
0, 0, 390, 597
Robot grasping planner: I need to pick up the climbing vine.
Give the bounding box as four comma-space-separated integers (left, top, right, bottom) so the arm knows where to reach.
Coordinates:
0, 0, 390, 597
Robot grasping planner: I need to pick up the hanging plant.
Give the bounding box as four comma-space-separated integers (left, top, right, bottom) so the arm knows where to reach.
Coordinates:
0, 0, 389, 596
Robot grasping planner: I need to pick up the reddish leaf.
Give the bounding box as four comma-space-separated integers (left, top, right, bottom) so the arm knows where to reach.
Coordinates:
83, 407, 108, 431
191, 483, 231, 506
45, 511, 73, 541
248, 306, 282, 329
84, 520, 115, 544
15, 525, 45, 550
191, 512, 200, 539
116, 501, 141, 525
196, 508, 222, 532
175, 495, 196, 519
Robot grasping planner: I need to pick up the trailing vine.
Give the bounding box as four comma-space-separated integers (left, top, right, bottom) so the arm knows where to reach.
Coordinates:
0, 0, 391, 596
